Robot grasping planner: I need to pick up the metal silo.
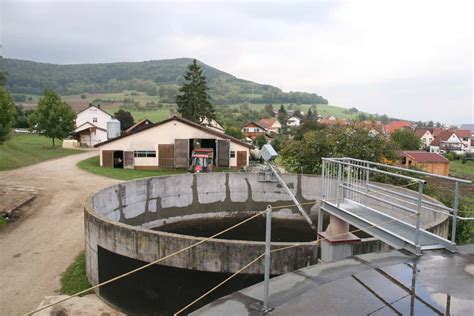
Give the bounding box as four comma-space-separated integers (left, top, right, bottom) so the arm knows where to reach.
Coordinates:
107, 119, 121, 139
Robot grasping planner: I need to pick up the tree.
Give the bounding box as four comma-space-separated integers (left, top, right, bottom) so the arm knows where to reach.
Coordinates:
281, 124, 394, 174
391, 129, 421, 150
264, 104, 274, 117
176, 59, 216, 124
29, 89, 76, 147
306, 108, 317, 121
0, 71, 7, 87
277, 104, 287, 124
224, 126, 245, 139
0, 87, 16, 143
114, 109, 135, 131
357, 113, 368, 121
380, 114, 390, 124
255, 134, 267, 149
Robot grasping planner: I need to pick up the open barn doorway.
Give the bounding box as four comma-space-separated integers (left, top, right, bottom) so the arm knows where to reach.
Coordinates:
113, 151, 124, 168
189, 139, 217, 164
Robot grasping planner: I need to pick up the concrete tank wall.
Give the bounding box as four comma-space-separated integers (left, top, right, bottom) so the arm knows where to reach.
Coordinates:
84, 172, 449, 287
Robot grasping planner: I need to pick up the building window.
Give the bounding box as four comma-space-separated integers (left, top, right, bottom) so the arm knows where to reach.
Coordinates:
134, 151, 156, 158
230, 151, 236, 158
93, 117, 98, 123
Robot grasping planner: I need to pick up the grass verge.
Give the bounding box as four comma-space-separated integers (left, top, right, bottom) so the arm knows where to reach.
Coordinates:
77, 155, 187, 180
0, 134, 83, 171
59, 252, 92, 296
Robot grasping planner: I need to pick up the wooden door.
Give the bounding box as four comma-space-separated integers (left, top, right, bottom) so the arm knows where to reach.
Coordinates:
102, 150, 113, 167
159, 144, 175, 168
237, 151, 247, 167
123, 151, 134, 169
217, 140, 230, 167
174, 139, 189, 168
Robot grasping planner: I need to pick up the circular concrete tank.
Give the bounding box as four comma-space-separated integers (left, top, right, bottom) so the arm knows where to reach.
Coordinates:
84, 172, 449, 314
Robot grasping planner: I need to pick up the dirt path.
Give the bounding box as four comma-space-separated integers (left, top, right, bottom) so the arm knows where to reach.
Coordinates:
0, 151, 120, 315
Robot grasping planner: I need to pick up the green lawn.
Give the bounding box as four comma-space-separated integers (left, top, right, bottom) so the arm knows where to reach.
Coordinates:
77, 156, 187, 180
450, 160, 474, 176
0, 134, 83, 171
59, 251, 91, 296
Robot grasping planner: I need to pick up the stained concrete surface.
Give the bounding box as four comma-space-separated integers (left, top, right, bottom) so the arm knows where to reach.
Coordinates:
193, 246, 474, 315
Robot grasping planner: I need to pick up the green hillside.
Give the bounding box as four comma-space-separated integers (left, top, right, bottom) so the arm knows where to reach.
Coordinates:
0, 57, 328, 105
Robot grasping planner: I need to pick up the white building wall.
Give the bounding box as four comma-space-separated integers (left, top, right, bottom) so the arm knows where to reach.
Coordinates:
99, 120, 250, 167
76, 107, 111, 130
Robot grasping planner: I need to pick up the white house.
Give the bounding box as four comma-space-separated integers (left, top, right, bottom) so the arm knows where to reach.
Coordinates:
287, 116, 302, 127
414, 129, 434, 148
429, 129, 472, 154
95, 116, 253, 169
74, 104, 112, 147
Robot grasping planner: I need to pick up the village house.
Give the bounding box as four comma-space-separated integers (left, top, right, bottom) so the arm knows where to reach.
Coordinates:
257, 118, 281, 134
73, 104, 112, 147
383, 120, 414, 135
429, 129, 472, 154
414, 128, 435, 148
287, 116, 302, 127
399, 151, 449, 176
242, 121, 268, 140
96, 116, 253, 169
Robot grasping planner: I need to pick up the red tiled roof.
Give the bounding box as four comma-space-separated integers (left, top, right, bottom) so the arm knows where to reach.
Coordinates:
430, 127, 444, 137
384, 121, 413, 134
257, 118, 277, 129
400, 151, 449, 163
243, 121, 268, 131
452, 129, 471, 138
414, 128, 429, 138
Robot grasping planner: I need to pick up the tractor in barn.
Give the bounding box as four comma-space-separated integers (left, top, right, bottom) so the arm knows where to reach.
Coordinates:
189, 148, 215, 173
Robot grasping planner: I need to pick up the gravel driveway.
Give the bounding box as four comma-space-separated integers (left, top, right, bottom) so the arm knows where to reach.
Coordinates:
0, 151, 120, 315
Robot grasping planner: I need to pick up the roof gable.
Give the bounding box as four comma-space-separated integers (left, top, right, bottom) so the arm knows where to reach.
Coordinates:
77, 104, 112, 118
401, 151, 449, 163
96, 116, 253, 148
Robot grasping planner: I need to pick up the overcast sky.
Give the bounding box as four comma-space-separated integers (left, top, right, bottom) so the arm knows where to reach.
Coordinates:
1, 0, 472, 124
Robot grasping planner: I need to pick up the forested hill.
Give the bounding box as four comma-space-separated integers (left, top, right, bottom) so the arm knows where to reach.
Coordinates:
0, 57, 328, 105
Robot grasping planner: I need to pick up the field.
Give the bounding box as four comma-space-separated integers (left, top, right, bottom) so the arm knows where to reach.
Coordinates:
0, 134, 83, 171
18, 91, 369, 124
450, 160, 474, 179
77, 156, 187, 180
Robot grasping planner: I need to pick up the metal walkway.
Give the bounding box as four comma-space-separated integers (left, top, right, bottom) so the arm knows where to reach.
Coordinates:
319, 158, 472, 255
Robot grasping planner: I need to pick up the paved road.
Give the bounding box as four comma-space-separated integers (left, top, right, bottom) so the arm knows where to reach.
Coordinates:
0, 151, 120, 315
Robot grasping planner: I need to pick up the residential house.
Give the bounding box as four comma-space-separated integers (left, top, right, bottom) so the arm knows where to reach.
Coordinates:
399, 151, 449, 176
95, 116, 253, 169
287, 116, 302, 127
318, 116, 349, 126
429, 129, 471, 154
73, 104, 112, 147
460, 124, 474, 152
200, 117, 225, 133
414, 129, 434, 148
258, 118, 281, 134
242, 121, 268, 140
384, 120, 414, 135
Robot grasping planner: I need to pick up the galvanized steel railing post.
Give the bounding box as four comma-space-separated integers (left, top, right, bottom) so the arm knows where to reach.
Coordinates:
318, 160, 325, 233
414, 181, 424, 255
263, 205, 272, 312
451, 182, 459, 243
336, 163, 342, 207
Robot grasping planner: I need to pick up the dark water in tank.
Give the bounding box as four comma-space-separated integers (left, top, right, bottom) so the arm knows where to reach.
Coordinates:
153, 216, 318, 242
98, 246, 265, 316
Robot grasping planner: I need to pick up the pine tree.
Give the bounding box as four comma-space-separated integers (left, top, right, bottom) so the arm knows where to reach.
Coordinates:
277, 104, 287, 124
176, 59, 215, 124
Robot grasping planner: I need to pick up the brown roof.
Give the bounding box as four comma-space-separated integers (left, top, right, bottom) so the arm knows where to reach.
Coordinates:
414, 128, 430, 138
430, 127, 444, 137
452, 129, 471, 138
257, 118, 277, 129
95, 116, 254, 149
430, 130, 462, 146
74, 122, 107, 132
243, 121, 268, 131
125, 118, 154, 133
400, 151, 449, 163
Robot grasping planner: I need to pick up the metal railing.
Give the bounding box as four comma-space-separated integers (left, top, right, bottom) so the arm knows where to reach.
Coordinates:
321, 157, 473, 250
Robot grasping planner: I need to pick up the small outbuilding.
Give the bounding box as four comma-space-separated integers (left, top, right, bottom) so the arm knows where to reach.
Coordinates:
95, 116, 253, 169
399, 151, 449, 176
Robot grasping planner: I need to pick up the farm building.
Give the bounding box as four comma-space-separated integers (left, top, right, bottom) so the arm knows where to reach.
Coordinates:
95, 116, 253, 169
399, 151, 449, 176
73, 104, 112, 147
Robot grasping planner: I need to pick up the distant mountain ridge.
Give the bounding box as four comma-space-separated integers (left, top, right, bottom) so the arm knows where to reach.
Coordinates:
0, 57, 328, 105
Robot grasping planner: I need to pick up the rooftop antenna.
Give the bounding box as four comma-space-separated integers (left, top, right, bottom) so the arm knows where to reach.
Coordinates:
259, 144, 317, 231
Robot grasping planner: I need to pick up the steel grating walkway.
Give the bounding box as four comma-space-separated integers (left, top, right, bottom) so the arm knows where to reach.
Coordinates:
321, 199, 457, 254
